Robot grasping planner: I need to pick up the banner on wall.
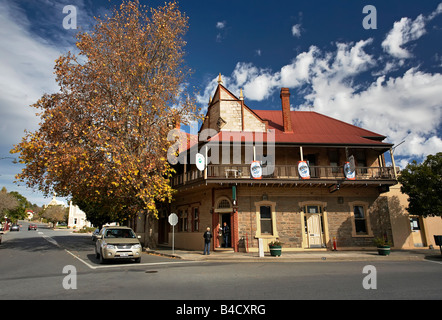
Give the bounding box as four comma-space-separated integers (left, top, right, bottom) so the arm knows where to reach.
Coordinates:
250, 161, 262, 179
195, 153, 205, 171
298, 161, 310, 179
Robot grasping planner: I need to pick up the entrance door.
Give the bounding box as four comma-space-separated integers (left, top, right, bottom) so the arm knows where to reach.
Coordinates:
305, 205, 324, 248
220, 213, 231, 248
410, 216, 425, 247
158, 217, 169, 244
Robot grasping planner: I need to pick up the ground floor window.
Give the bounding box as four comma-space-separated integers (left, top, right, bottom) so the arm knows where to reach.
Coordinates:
260, 206, 273, 235
193, 207, 199, 232
254, 200, 278, 239
349, 202, 373, 237
353, 205, 367, 234
178, 209, 188, 232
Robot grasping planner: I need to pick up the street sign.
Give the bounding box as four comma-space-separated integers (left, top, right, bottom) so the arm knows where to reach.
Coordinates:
168, 213, 178, 255
168, 213, 178, 226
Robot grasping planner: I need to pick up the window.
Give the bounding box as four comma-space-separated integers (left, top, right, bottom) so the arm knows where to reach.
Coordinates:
178, 210, 188, 232
410, 217, 420, 231
193, 207, 199, 232
353, 205, 367, 234
254, 200, 278, 238
218, 199, 231, 209
104, 228, 136, 238
260, 206, 273, 235
183, 209, 188, 232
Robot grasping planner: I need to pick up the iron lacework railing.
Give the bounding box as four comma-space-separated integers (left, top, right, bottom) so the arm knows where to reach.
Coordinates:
171, 164, 396, 187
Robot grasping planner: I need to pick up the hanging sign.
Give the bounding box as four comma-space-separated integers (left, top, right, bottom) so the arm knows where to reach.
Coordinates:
195, 153, 205, 171
250, 161, 262, 179
344, 161, 355, 180
298, 161, 310, 179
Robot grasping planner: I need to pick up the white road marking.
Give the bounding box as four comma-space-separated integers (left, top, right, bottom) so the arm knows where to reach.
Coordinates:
36, 231, 201, 270
64, 249, 201, 270
424, 259, 442, 265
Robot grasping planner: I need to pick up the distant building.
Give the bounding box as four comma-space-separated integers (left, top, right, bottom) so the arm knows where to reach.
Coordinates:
45, 192, 91, 229
68, 201, 91, 229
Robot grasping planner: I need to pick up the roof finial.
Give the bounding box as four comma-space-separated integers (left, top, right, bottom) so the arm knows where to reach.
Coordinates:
239, 88, 244, 100
217, 73, 223, 85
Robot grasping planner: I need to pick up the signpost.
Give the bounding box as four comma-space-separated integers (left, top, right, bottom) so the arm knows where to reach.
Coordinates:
168, 213, 178, 255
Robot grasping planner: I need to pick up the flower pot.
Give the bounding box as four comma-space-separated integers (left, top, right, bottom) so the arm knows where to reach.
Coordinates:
377, 245, 390, 256
269, 245, 282, 257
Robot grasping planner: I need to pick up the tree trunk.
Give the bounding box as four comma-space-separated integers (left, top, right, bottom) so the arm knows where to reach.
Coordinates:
143, 213, 157, 250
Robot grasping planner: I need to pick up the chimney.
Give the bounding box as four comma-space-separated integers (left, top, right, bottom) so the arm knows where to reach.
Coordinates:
280, 88, 293, 132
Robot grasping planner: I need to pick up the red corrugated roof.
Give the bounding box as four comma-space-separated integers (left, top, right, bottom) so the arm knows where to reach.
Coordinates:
208, 110, 392, 147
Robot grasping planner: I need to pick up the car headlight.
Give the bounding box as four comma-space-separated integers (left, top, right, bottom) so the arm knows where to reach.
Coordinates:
104, 244, 115, 249
132, 244, 141, 249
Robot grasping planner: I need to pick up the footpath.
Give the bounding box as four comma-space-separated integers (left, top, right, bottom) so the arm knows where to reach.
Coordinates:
146, 247, 442, 263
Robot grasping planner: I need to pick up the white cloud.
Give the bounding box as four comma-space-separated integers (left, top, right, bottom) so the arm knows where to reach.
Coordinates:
303, 68, 442, 159
0, 1, 61, 148
382, 3, 442, 59
382, 15, 426, 59
291, 24, 302, 37
216, 21, 226, 29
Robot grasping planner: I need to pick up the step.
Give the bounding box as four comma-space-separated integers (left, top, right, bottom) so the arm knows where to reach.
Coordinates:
214, 247, 234, 253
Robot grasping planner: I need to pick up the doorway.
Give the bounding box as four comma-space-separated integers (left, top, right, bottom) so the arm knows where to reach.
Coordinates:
220, 213, 231, 248
410, 216, 425, 247
304, 205, 325, 248
306, 154, 317, 178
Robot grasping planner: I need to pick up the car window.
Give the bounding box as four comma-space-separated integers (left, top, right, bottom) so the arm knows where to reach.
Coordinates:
104, 229, 136, 238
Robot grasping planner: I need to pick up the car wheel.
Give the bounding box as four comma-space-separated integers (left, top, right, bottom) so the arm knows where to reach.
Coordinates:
95, 246, 100, 259
134, 257, 141, 263
99, 250, 106, 264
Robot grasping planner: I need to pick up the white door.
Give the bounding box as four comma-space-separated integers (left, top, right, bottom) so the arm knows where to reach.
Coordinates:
306, 206, 323, 248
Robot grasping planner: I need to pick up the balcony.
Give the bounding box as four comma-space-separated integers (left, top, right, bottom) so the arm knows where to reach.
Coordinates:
171, 164, 397, 188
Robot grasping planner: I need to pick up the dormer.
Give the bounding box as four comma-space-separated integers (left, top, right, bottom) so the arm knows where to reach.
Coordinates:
200, 74, 267, 133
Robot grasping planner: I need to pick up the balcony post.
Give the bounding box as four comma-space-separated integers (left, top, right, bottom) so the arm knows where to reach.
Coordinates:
204, 145, 208, 179
389, 148, 397, 180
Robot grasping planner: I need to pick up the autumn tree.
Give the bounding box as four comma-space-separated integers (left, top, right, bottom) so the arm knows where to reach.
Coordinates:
11, 1, 198, 242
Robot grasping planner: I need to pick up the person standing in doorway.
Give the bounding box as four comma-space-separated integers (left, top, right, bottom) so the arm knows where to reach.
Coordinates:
203, 227, 213, 255
222, 222, 230, 248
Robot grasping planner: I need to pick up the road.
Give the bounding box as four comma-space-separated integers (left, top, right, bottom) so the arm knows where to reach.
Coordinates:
1, 221, 441, 306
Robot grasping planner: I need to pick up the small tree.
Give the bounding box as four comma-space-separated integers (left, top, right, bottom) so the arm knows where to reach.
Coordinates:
398, 152, 442, 217
41, 205, 68, 228
0, 187, 19, 221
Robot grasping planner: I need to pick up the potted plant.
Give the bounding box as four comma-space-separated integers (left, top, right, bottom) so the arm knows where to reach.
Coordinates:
269, 240, 282, 257
373, 237, 392, 256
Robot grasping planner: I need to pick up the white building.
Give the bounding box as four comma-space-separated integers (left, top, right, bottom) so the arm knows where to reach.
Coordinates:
45, 193, 91, 229
68, 201, 91, 229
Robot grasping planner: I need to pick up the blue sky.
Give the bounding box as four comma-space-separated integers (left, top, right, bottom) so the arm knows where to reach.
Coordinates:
1, 0, 441, 205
